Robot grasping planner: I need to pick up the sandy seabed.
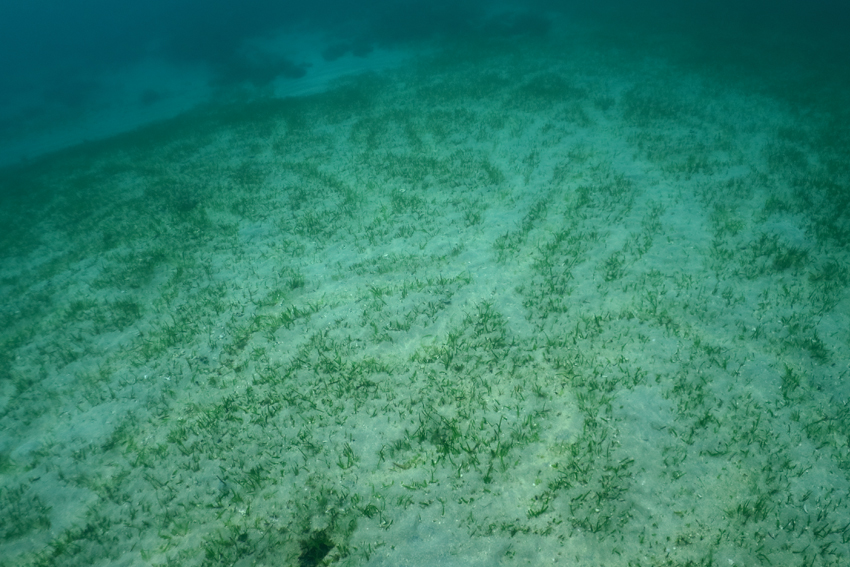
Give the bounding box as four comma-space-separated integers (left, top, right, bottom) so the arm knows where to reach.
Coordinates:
1, 22, 849, 567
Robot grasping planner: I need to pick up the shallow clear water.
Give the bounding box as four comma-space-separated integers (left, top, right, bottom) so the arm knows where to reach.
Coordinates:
1, 10, 849, 567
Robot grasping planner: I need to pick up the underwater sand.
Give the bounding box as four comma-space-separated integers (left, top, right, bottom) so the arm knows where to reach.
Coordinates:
1, 21, 849, 567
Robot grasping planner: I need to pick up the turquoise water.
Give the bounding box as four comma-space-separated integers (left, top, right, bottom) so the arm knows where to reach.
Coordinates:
1, 9, 849, 567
